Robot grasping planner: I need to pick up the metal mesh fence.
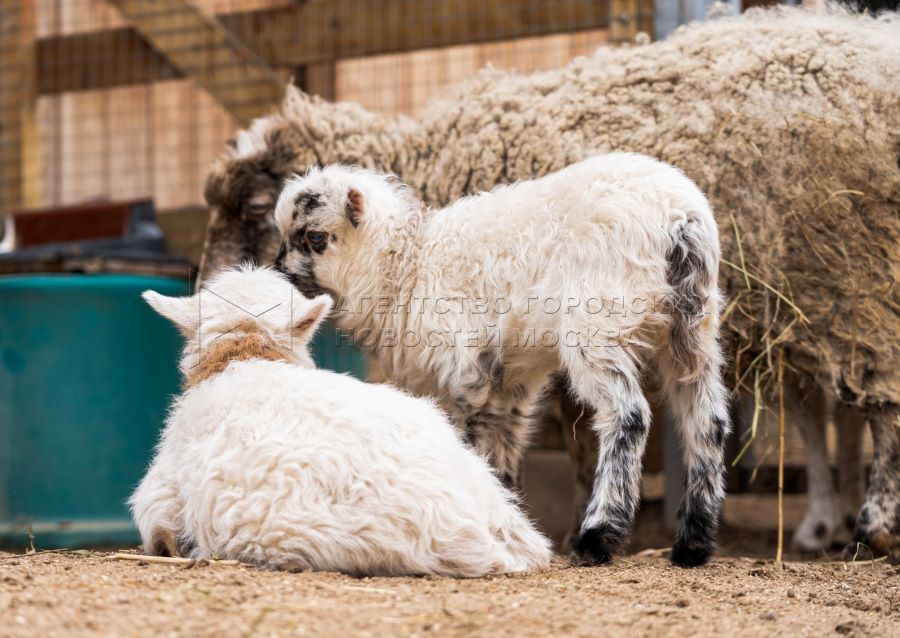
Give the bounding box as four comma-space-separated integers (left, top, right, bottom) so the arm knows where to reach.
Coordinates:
0, 0, 655, 214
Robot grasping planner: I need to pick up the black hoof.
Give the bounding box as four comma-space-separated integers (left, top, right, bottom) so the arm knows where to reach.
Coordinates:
671, 540, 714, 568
572, 526, 619, 565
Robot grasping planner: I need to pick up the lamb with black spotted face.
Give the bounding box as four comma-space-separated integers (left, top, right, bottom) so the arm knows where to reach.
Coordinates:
274, 155, 731, 568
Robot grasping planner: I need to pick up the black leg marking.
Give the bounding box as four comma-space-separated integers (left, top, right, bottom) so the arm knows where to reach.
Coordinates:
671, 470, 720, 568
671, 411, 728, 568
575, 408, 649, 566
712, 416, 728, 448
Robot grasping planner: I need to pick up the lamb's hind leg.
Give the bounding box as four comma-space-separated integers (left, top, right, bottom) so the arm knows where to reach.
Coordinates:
566, 347, 651, 565
657, 347, 730, 567
845, 404, 900, 559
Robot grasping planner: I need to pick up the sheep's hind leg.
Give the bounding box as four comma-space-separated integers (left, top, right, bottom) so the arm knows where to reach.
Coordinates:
835, 401, 866, 544
793, 386, 841, 552
845, 404, 900, 560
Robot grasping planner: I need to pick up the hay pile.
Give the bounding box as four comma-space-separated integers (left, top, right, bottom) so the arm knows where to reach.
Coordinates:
203, 5, 900, 408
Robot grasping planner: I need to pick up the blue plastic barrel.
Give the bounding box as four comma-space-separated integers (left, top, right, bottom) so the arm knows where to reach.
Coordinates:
0, 274, 187, 549
0, 274, 366, 549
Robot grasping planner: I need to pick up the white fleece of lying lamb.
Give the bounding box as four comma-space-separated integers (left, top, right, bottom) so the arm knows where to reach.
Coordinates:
130, 266, 551, 577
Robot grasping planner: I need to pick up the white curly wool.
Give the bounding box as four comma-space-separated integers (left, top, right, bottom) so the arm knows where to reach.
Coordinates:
273, 156, 730, 567
129, 266, 551, 577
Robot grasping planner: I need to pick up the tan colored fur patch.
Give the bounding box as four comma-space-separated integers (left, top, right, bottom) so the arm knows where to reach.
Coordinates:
185, 332, 292, 389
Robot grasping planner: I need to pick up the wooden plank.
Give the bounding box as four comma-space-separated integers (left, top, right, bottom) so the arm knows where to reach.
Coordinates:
195, 83, 239, 186
0, 0, 23, 215
19, 0, 41, 208
36, 95, 61, 206
609, 0, 640, 44
107, 84, 152, 202
152, 79, 195, 210
36, 28, 183, 94
36, 0, 611, 94
336, 28, 608, 117
59, 0, 127, 36
637, 0, 655, 39
296, 63, 336, 102
106, 0, 285, 125
59, 90, 107, 204
219, 0, 611, 64
0, 0, 41, 214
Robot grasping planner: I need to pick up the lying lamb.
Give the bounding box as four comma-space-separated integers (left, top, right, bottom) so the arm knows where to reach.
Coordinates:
129, 265, 551, 576
273, 156, 731, 567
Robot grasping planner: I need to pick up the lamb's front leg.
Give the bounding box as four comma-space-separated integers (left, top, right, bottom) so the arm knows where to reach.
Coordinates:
449, 354, 546, 488
453, 391, 536, 488
128, 468, 186, 557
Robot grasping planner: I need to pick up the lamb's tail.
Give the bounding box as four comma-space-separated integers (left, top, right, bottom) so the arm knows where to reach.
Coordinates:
666, 213, 721, 381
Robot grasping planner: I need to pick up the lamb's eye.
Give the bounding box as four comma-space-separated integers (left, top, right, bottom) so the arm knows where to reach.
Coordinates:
306, 230, 328, 248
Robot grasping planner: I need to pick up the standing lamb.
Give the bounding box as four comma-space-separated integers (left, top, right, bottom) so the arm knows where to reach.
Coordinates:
197, 7, 900, 557
273, 157, 731, 567
130, 265, 551, 576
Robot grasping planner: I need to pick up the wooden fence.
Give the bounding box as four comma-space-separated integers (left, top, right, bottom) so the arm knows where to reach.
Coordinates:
0, 0, 658, 215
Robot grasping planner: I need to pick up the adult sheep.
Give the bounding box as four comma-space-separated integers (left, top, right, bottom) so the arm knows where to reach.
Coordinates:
199, 6, 900, 557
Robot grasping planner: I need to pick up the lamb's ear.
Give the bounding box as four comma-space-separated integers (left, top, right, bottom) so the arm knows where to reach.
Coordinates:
142, 290, 198, 337
346, 188, 364, 227
290, 294, 333, 342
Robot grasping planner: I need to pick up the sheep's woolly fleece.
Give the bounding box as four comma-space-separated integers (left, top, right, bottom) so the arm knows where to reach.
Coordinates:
207, 6, 900, 406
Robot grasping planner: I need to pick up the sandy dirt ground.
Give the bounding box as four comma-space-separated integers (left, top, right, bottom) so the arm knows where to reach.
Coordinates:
1, 544, 897, 638
1, 500, 897, 638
